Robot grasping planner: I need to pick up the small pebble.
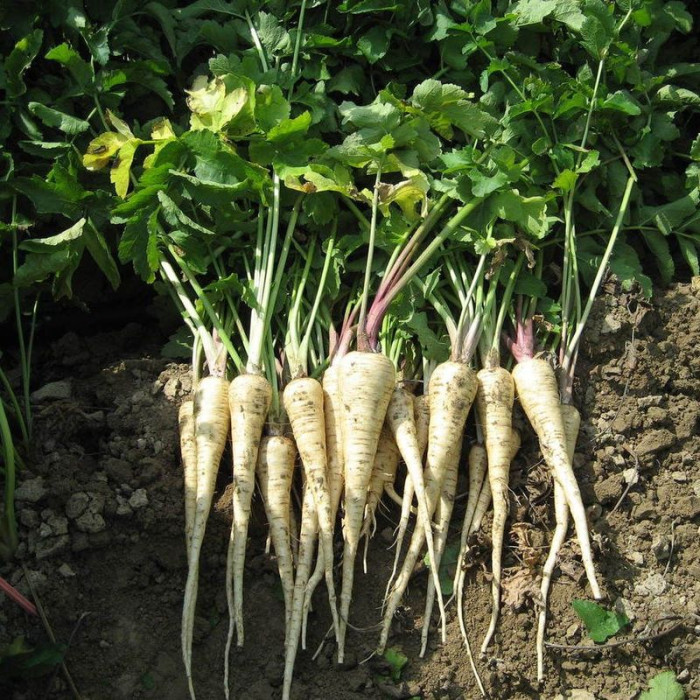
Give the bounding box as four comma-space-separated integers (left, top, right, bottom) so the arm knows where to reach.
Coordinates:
630, 551, 644, 566
565, 623, 579, 639
623, 468, 638, 485
58, 563, 76, 578
652, 535, 672, 561
671, 471, 687, 483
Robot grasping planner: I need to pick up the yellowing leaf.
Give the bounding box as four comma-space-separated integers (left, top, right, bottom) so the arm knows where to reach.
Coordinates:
82, 132, 129, 170
110, 141, 139, 198
378, 174, 429, 220
151, 118, 176, 141
106, 109, 135, 138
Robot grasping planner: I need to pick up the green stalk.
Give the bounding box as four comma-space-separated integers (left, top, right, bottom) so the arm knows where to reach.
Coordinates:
0, 369, 28, 445
393, 197, 484, 298
266, 194, 303, 343
167, 247, 242, 372
286, 258, 313, 376
357, 168, 382, 350
11, 198, 31, 434
454, 254, 486, 346
0, 398, 18, 558
159, 260, 219, 374
299, 229, 336, 363
288, 0, 308, 98
490, 254, 524, 359
564, 176, 635, 370
365, 197, 485, 347
246, 11, 270, 72
249, 175, 282, 374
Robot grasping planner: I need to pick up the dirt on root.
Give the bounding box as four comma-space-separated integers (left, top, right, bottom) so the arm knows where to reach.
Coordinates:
1, 280, 699, 700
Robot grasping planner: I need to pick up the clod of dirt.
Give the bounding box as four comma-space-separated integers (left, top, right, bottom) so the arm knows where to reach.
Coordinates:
14, 476, 47, 503
30, 379, 72, 402
635, 428, 676, 458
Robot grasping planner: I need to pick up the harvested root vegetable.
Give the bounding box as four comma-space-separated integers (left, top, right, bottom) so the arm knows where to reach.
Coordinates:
257, 435, 297, 640
420, 443, 459, 656
379, 361, 477, 654
182, 375, 230, 700
224, 372, 271, 695
301, 364, 345, 647
283, 376, 340, 641
512, 358, 601, 600
455, 431, 519, 698
475, 366, 515, 654
536, 402, 580, 681
283, 486, 318, 700
386, 392, 430, 602
383, 387, 445, 631
178, 400, 197, 555
361, 424, 401, 572
337, 350, 395, 663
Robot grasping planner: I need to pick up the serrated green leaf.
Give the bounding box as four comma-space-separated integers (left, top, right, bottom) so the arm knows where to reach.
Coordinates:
601, 90, 642, 115
655, 85, 700, 108
267, 112, 312, 143
640, 670, 685, 700
572, 600, 629, 643
257, 11, 292, 55
662, 1, 692, 33
14, 248, 75, 289
5, 30, 44, 98
157, 191, 215, 235
118, 209, 160, 282
358, 26, 391, 64
641, 229, 674, 285
45, 43, 93, 88
161, 327, 194, 359
83, 224, 120, 290
27, 103, 90, 135
339, 0, 401, 13
19, 219, 86, 253
18, 142, 71, 158
411, 79, 498, 140
640, 190, 700, 232
489, 190, 549, 238
378, 174, 429, 220
609, 241, 653, 297
12, 173, 86, 218
254, 84, 290, 133
553, 169, 577, 192
511, 0, 558, 26
328, 65, 365, 95
578, 0, 615, 59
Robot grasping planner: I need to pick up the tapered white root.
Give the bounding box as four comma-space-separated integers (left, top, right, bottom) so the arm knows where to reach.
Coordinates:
536, 403, 580, 682
338, 351, 395, 663
379, 362, 477, 654
512, 359, 601, 599
420, 445, 459, 657
224, 373, 271, 697
477, 367, 515, 654
182, 376, 230, 700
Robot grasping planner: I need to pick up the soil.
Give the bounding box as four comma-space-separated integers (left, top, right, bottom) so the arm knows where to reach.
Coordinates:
1, 280, 699, 700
